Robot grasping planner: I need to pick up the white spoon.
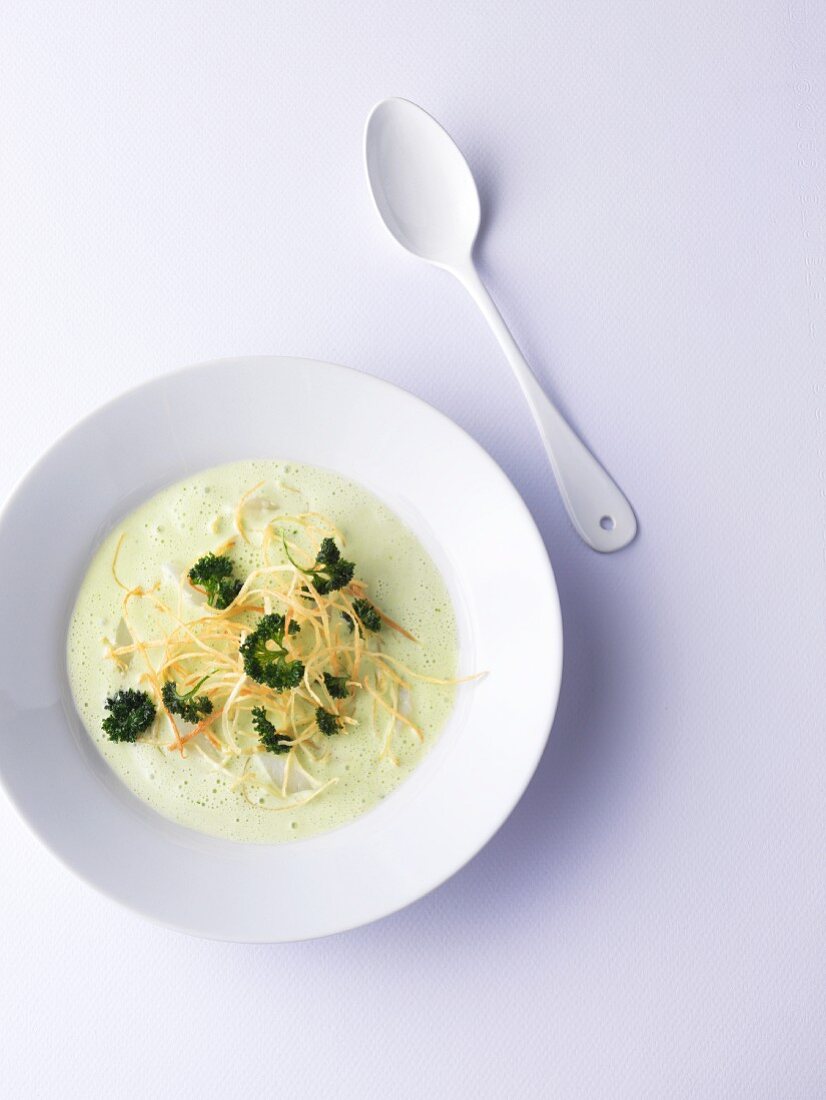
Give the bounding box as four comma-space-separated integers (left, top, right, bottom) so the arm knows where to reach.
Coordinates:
364, 97, 637, 552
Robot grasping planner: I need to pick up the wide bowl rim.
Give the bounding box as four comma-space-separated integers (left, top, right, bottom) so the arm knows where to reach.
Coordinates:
0, 355, 563, 941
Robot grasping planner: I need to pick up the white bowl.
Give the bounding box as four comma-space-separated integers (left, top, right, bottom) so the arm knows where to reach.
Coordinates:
0, 357, 562, 941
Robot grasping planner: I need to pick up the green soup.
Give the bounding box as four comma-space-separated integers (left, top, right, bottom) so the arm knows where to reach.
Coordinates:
67, 460, 458, 842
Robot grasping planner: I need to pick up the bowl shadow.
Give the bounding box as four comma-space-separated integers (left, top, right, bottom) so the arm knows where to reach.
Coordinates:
371, 524, 638, 938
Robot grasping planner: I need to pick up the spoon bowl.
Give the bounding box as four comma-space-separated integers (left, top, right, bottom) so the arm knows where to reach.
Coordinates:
365, 98, 480, 266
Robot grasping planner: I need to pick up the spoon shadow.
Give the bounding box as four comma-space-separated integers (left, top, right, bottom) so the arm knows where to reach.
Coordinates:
464, 136, 501, 250
464, 137, 583, 433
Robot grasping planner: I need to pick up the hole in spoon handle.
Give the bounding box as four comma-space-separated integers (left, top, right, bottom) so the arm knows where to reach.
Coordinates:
532, 392, 638, 552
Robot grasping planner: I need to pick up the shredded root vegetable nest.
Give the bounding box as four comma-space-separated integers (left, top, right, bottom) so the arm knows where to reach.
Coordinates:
104, 484, 476, 812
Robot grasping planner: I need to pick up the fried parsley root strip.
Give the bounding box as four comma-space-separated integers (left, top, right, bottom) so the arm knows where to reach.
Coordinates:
101, 487, 474, 806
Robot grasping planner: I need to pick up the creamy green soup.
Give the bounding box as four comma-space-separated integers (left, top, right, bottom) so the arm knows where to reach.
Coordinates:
67, 460, 458, 843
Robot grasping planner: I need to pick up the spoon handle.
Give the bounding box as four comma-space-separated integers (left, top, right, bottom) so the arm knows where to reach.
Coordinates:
453, 262, 637, 552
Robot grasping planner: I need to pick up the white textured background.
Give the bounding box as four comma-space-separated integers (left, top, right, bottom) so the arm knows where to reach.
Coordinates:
1, 1, 825, 1096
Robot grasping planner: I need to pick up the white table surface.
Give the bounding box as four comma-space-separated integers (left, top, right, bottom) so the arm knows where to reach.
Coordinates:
2, 2, 824, 1096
